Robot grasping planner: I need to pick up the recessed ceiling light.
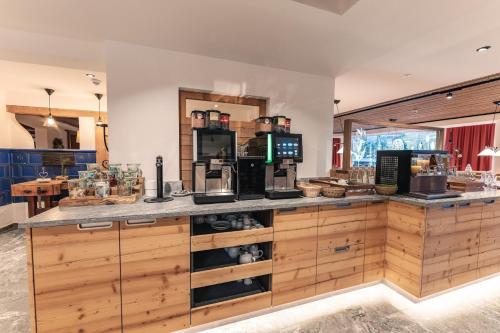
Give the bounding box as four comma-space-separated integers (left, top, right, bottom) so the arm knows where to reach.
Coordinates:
86, 73, 96, 78
214, 104, 219, 108
402, 73, 412, 78
446, 92, 453, 100
476, 45, 491, 52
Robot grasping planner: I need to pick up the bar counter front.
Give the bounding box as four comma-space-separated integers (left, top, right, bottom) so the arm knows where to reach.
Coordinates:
20, 191, 500, 333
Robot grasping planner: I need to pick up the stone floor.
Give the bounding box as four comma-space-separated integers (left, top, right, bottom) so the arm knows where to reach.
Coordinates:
2, 228, 500, 333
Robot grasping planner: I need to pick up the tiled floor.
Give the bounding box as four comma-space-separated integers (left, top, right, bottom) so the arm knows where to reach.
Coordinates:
2, 228, 500, 333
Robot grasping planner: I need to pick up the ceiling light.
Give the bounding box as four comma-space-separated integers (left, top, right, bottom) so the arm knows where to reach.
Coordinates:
214, 104, 219, 108
402, 73, 412, 78
478, 101, 500, 157
337, 146, 344, 154
95, 93, 105, 127
43, 88, 57, 127
446, 92, 453, 100
86, 73, 96, 78
476, 45, 491, 53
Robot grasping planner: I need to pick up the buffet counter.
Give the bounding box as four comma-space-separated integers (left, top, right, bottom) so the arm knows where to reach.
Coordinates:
21, 191, 500, 333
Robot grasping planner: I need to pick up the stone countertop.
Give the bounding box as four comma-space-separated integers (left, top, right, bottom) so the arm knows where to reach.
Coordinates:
18, 191, 500, 228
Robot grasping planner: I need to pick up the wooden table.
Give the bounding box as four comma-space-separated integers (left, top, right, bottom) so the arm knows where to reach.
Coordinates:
11, 180, 67, 217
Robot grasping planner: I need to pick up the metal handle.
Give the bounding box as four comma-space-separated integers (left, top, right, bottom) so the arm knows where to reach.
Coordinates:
335, 202, 352, 208
485, 199, 496, 205
441, 203, 455, 209
125, 219, 157, 227
458, 202, 471, 207
23, 190, 32, 194
77, 221, 113, 230
278, 207, 297, 212
371, 201, 385, 205
334, 245, 350, 253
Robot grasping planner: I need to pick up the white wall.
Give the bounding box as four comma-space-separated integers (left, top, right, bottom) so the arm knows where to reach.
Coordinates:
78, 116, 96, 150
0, 90, 33, 149
106, 42, 334, 182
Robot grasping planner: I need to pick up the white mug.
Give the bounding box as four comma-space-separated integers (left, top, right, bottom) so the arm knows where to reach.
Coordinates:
251, 249, 263, 260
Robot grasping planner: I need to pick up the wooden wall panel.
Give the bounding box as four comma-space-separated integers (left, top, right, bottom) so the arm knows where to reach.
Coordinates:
179, 90, 267, 190
479, 200, 500, 277
364, 202, 387, 282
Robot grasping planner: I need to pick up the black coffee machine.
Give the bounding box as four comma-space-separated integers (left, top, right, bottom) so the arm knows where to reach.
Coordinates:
248, 132, 303, 199
237, 156, 266, 200
192, 128, 237, 204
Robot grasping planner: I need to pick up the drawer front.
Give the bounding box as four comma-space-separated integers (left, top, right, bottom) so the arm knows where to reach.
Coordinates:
272, 206, 318, 306
316, 244, 364, 294
318, 203, 366, 226
191, 227, 273, 252
191, 260, 272, 288
387, 201, 425, 236
11, 184, 57, 196
318, 220, 365, 251
191, 291, 271, 326
32, 222, 122, 333
121, 217, 190, 333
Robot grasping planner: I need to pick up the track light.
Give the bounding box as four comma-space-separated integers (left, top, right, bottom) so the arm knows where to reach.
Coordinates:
446, 92, 453, 100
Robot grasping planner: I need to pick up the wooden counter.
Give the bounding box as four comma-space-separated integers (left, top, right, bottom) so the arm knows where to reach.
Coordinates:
23, 196, 500, 332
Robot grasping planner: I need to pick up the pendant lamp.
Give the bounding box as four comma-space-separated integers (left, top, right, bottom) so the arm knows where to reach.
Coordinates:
95, 93, 104, 126
478, 101, 500, 157
43, 88, 57, 127
333, 99, 344, 154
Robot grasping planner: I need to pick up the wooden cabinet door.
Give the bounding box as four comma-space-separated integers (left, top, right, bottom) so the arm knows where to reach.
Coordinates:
479, 200, 500, 277
120, 217, 190, 333
272, 206, 318, 306
317, 203, 366, 294
31, 222, 122, 333
364, 201, 387, 282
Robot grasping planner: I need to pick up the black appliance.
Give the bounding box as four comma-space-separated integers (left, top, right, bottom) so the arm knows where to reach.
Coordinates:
192, 128, 237, 204
248, 133, 303, 199
375, 150, 460, 199
237, 156, 266, 200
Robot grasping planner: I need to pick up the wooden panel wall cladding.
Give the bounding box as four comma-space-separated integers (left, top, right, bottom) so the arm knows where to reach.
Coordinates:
272, 207, 319, 306
478, 200, 500, 277
120, 217, 190, 333
364, 201, 387, 282
178, 90, 267, 190
31, 223, 122, 333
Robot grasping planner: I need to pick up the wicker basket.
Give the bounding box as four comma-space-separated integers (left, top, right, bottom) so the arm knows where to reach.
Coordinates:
374, 184, 398, 195
296, 183, 322, 197
322, 186, 345, 198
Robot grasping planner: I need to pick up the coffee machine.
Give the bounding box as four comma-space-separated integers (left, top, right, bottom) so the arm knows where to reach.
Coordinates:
248, 132, 303, 199
192, 128, 237, 204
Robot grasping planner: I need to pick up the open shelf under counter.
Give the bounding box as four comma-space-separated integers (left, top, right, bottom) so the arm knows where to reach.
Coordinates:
191, 275, 271, 309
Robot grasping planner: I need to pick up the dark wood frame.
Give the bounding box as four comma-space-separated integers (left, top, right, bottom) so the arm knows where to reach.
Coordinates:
178, 90, 267, 188
341, 118, 445, 169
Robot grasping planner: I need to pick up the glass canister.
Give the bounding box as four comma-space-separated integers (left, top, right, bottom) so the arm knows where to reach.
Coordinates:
220, 113, 230, 130
255, 117, 272, 133
191, 110, 206, 129
272, 116, 287, 133
205, 110, 221, 129
285, 118, 291, 133
95, 181, 110, 199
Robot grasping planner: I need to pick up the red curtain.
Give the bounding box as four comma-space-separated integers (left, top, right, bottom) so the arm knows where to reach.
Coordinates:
332, 138, 341, 168
445, 124, 495, 171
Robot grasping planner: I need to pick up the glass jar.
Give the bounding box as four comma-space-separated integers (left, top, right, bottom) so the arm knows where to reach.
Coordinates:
95, 181, 110, 199
68, 179, 84, 199
191, 110, 206, 129
205, 110, 221, 129
255, 117, 272, 134
220, 113, 230, 130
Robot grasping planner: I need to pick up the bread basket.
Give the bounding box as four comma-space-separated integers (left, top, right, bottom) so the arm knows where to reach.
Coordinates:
322, 186, 345, 198
374, 184, 398, 195
296, 183, 322, 198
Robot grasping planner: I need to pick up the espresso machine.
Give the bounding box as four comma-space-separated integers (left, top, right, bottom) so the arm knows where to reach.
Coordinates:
376, 150, 460, 199
248, 132, 303, 199
192, 128, 237, 204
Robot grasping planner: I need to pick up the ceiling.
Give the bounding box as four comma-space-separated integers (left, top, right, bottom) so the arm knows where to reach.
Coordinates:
0, 60, 106, 111
0, 0, 499, 112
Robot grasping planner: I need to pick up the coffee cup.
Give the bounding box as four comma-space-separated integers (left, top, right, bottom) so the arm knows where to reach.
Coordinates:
251, 249, 263, 260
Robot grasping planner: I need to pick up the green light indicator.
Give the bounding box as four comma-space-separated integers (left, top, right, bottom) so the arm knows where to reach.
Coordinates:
266, 133, 273, 164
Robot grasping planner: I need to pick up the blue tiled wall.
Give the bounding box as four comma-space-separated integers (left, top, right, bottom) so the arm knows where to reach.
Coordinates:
0, 149, 96, 206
